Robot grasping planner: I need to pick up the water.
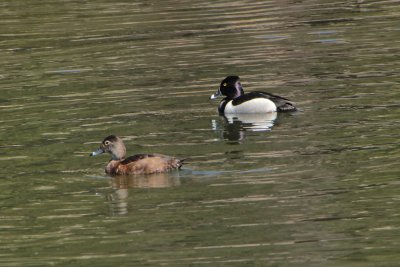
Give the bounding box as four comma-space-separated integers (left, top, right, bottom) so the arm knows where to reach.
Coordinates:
1, 0, 399, 266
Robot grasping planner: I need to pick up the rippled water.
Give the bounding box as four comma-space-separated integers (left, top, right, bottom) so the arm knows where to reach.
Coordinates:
1, 0, 400, 266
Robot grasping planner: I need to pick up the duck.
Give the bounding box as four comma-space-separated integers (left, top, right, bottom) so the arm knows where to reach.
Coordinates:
210, 76, 297, 114
90, 135, 185, 175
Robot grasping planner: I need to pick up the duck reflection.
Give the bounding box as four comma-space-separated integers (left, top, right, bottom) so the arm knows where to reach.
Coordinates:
106, 172, 181, 215
212, 112, 278, 142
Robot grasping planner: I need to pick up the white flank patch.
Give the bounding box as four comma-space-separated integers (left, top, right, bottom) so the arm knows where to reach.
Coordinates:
224, 98, 277, 114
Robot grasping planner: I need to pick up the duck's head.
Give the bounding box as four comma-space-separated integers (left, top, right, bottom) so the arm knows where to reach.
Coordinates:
210, 76, 244, 100
90, 135, 126, 160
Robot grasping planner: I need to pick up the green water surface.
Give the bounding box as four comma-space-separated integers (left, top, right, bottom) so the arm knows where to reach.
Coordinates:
1, 1, 399, 266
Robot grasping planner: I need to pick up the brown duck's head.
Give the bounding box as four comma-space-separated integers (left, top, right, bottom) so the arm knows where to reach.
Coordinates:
210, 75, 244, 100
90, 135, 126, 160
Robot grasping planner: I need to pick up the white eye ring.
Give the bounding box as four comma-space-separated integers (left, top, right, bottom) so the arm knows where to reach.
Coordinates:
104, 141, 111, 145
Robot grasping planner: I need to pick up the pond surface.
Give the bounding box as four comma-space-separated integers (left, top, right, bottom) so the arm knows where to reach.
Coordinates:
1, 0, 400, 266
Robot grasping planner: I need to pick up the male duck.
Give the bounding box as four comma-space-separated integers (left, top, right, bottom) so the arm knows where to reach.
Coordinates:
210, 76, 297, 114
90, 135, 184, 175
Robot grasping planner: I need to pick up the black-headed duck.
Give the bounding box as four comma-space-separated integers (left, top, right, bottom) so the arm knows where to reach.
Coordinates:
210, 76, 297, 114
90, 135, 184, 175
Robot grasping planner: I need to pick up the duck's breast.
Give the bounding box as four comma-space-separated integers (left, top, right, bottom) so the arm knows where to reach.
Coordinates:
224, 98, 277, 114
106, 160, 121, 175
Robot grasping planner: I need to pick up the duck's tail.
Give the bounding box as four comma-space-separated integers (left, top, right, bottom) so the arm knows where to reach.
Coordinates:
277, 102, 297, 112
177, 158, 188, 169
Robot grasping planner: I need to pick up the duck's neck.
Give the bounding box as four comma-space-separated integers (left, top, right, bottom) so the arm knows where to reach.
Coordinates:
111, 154, 124, 161
228, 84, 244, 99
110, 143, 126, 161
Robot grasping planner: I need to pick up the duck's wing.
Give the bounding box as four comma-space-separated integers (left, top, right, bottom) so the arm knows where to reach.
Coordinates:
251, 91, 297, 112
121, 154, 153, 164
120, 154, 184, 174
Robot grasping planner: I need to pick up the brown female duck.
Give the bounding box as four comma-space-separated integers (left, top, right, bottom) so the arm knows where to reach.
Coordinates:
90, 135, 185, 175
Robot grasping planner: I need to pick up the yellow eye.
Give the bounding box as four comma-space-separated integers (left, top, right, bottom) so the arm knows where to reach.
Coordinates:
223, 83, 227, 87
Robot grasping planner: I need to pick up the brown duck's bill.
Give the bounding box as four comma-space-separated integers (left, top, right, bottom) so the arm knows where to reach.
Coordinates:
90, 147, 104, 157
210, 89, 222, 100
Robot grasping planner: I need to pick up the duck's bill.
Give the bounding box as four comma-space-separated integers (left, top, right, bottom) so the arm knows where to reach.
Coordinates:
90, 147, 104, 157
210, 90, 222, 100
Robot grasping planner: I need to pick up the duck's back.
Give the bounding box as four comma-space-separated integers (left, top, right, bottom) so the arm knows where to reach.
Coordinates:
231, 91, 296, 113
255, 91, 296, 112
108, 154, 184, 175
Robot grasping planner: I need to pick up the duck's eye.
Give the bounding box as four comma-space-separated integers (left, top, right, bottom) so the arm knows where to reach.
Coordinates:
104, 141, 111, 146
223, 83, 227, 87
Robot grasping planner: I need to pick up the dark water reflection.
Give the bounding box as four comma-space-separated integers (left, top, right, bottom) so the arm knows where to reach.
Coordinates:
212, 113, 279, 142
1, 0, 400, 266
